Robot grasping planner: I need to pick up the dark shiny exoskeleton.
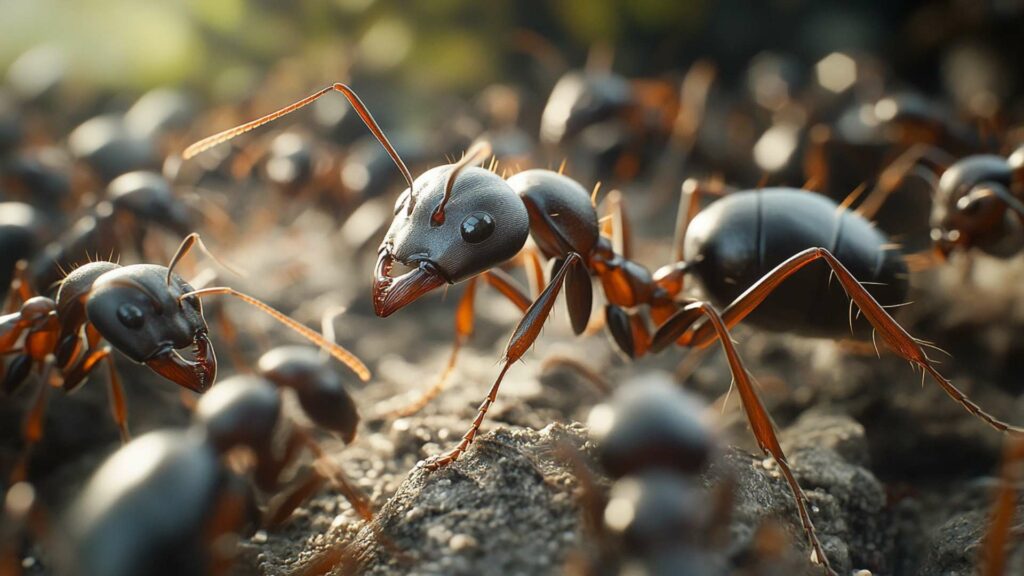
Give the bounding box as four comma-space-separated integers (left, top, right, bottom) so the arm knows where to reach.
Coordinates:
60, 430, 244, 576
583, 377, 726, 576
2, 261, 214, 397
3, 230, 370, 487
684, 188, 909, 337
929, 147, 1024, 258
184, 83, 1020, 576
0, 203, 50, 301
862, 143, 1024, 260
60, 348, 368, 576
67, 114, 159, 183
30, 171, 193, 289
0, 260, 215, 472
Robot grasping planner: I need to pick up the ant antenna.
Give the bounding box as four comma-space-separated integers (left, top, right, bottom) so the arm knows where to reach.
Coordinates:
431, 140, 493, 226
166, 233, 245, 286
320, 305, 348, 363
182, 83, 415, 199
178, 287, 371, 382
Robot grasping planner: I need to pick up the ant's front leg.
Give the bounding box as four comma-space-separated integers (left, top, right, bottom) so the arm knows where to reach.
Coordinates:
420, 252, 587, 471
385, 269, 532, 419
62, 347, 131, 443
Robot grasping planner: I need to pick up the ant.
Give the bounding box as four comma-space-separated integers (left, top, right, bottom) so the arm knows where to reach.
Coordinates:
579, 376, 730, 576
854, 143, 1024, 261
60, 360, 368, 576
182, 83, 1024, 575
2, 232, 370, 483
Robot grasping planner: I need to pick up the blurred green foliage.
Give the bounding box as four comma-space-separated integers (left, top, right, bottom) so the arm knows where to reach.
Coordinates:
0, 0, 708, 97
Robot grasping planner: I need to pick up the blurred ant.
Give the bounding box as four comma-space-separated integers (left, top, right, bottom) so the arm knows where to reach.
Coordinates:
2, 232, 369, 483
855, 142, 1024, 261
60, 355, 368, 576
576, 376, 731, 576
183, 83, 1024, 575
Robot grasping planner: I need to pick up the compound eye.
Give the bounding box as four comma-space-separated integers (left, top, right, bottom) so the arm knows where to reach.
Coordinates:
116, 303, 145, 329
460, 212, 495, 244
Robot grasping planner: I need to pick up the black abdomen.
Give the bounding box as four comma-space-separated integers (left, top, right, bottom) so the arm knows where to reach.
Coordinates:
684, 188, 908, 337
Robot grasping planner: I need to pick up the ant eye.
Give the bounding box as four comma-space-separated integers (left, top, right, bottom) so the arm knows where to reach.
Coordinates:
460, 212, 495, 244
116, 303, 145, 329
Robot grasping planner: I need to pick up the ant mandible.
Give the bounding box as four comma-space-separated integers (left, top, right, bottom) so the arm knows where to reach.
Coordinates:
183, 83, 1024, 576
2, 231, 370, 483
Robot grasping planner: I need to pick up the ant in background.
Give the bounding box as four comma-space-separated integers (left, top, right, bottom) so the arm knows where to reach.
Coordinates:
2, 232, 369, 484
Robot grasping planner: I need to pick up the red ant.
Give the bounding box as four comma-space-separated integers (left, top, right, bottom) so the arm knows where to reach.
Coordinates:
2, 232, 369, 483
183, 83, 1024, 575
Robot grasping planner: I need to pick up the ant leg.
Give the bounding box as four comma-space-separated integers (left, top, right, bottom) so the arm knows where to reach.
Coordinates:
421, 253, 585, 471
856, 143, 952, 220
3, 261, 34, 314
385, 277, 478, 419
386, 270, 532, 419
539, 354, 612, 395
519, 242, 546, 299
684, 247, 1024, 434
605, 305, 652, 359
203, 478, 254, 576
62, 348, 131, 442
102, 351, 130, 443
263, 468, 327, 529
481, 269, 532, 312
10, 361, 54, 484
654, 302, 835, 575
295, 428, 373, 521
603, 189, 633, 260
979, 436, 1024, 576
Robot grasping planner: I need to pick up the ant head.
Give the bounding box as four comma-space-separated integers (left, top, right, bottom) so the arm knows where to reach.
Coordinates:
194, 375, 282, 453
107, 171, 192, 237
933, 155, 1023, 257
540, 70, 632, 146
85, 264, 215, 392
258, 346, 360, 443
373, 157, 529, 317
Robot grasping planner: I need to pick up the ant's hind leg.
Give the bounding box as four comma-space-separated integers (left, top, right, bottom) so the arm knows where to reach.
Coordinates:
652, 302, 836, 575
685, 247, 1024, 434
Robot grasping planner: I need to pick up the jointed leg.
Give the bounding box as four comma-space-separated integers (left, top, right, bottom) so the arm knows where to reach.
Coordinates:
10, 361, 54, 484
980, 436, 1024, 576
296, 428, 373, 521
386, 277, 478, 418
856, 143, 952, 220
386, 269, 533, 419
683, 247, 1024, 434
103, 351, 130, 443
262, 468, 327, 528
3, 261, 35, 314
652, 301, 834, 575
421, 252, 585, 470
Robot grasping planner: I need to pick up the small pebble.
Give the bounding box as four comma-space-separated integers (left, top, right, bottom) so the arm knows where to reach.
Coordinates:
449, 533, 477, 551
251, 530, 268, 544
